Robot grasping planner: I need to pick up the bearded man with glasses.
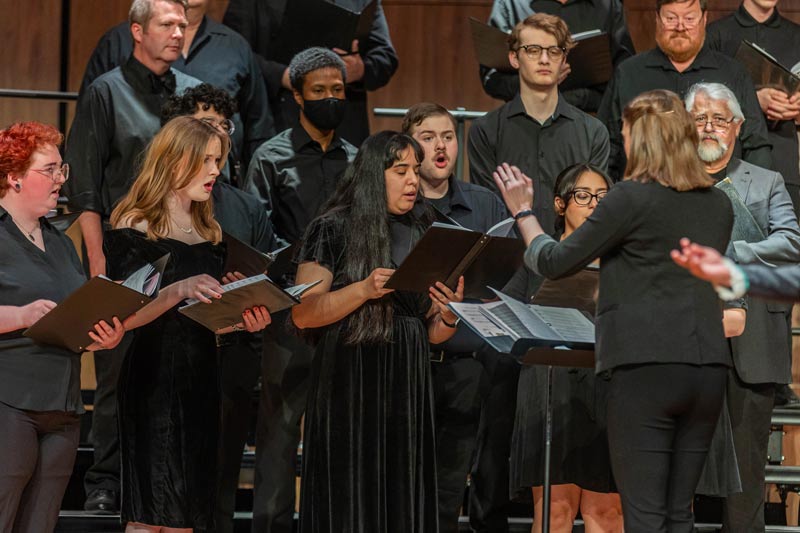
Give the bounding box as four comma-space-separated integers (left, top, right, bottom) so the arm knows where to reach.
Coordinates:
598, 0, 772, 181
685, 82, 800, 533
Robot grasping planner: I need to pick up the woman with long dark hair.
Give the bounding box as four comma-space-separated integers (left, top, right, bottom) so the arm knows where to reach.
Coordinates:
293, 131, 463, 532
495, 90, 734, 531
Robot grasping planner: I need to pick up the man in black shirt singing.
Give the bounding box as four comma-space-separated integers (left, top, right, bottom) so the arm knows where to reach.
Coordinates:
468, 13, 609, 237
76, 0, 273, 183
402, 102, 509, 533
242, 47, 357, 533
481, 0, 636, 112
63, 0, 200, 513
223, 0, 398, 146
707, 0, 800, 214
598, 0, 772, 180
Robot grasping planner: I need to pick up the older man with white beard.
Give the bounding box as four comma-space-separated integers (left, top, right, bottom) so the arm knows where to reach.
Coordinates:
686, 82, 800, 532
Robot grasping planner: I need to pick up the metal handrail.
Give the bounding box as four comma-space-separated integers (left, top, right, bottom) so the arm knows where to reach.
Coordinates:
373, 106, 488, 181
0, 89, 78, 101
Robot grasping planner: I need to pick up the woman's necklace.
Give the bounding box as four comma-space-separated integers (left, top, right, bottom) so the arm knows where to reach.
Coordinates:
13, 218, 39, 242
171, 217, 193, 234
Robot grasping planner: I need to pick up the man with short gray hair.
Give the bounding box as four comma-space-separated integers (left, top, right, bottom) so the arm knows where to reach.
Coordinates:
687, 81, 800, 532
64, 0, 200, 513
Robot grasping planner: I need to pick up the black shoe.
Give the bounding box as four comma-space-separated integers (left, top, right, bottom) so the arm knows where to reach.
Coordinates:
774, 384, 800, 408
84, 488, 118, 514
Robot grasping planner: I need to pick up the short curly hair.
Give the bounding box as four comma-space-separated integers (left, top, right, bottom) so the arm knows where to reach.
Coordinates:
0, 122, 63, 198
288, 47, 347, 93
160, 83, 238, 125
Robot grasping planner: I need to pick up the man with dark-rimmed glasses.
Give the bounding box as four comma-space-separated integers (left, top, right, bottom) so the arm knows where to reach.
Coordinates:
466, 13, 608, 532
598, 0, 772, 181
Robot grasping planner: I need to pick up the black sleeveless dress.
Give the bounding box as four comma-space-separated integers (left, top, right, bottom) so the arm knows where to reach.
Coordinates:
298, 214, 439, 533
105, 228, 225, 529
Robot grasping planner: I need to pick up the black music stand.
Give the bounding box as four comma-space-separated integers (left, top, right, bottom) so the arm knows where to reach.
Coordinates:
515, 344, 595, 533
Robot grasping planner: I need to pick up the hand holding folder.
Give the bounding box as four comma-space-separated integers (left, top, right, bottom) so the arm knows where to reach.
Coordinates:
385, 219, 525, 299
24, 254, 170, 353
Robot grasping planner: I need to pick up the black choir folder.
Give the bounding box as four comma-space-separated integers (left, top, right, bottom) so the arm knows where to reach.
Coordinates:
273, 0, 377, 63
385, 220, 525, 299
222, 232, 297, 279
735, 40, 800, 95
449, 288, 595, 367
468, 18, 613, 90
23, 254, 170, 353
178, 276, 321, 332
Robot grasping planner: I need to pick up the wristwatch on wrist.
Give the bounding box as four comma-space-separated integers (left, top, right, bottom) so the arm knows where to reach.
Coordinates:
514, 209, 534, 221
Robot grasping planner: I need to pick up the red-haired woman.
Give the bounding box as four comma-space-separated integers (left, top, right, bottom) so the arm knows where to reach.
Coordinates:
0, 122, 125, 532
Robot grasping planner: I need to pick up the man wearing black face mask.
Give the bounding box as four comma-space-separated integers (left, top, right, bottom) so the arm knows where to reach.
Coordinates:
242, 46, 358, 533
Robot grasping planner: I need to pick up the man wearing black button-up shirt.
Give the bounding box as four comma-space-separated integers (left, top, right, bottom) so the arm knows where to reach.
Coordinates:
77, 0, 274, 183
469, 13, 609, 238
223, 0, 398, 146
598, 0, 773, 180
469, 14, 608, 531
707, 0, 800, 215
403, 102, 510, 533
63, 0, 200, 513
482, 0, 636, 112
243, 48, 357, 533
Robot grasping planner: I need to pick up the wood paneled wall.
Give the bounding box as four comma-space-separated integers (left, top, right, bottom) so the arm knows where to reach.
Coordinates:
4, 0, 800, 132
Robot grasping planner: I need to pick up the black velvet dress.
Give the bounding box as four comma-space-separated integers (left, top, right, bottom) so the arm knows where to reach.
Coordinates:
297, 214, 439, 533
105, 228, 225, 529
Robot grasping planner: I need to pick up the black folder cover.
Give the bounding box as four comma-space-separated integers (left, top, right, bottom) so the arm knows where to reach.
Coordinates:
273, 0, 377, 63
385, 222, 525, 299
178, 276, 320, 332
735, 40, 800, 94
23, 255, 169, 353
222, 232, 298, 280
469, 18, 612, 89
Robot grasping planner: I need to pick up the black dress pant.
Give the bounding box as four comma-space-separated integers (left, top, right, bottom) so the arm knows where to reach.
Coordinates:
469, 352, 520, 533
215, 335, 262, 533
607, 363, 727, 533
432, 355, 485, 533
721, 371, 775, 533
0, 401, 80, 533
84, 336, 131, 497
252, 314, 314, 533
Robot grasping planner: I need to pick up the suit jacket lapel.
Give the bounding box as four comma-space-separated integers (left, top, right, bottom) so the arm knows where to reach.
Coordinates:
728, 158, 753, 205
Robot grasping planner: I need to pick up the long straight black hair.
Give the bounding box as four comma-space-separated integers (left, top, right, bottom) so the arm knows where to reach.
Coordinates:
318, 130, 427, 344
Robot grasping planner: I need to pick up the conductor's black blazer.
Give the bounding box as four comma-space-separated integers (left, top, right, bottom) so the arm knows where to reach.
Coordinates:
526, 179, 734, 373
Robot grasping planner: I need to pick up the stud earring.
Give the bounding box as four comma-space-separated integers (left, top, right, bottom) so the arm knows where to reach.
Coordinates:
14, 183, 20, 191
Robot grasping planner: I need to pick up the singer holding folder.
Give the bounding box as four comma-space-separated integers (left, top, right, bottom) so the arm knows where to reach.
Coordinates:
104, 117, 270, 532
0, 122, 125, 533
494, 90, 734, 531
292, 131, 463, 532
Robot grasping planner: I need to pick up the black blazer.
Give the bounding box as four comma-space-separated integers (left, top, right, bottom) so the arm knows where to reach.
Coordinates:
526, 180, 734, 373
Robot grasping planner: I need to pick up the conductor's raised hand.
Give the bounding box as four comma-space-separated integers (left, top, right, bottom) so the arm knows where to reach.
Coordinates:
360, 268, 395, 300
429, 276, 464, 324
86, 316, 125, 352
671, 238, 732, 286
175, 274, 224, 304
493, 163, 534, 217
